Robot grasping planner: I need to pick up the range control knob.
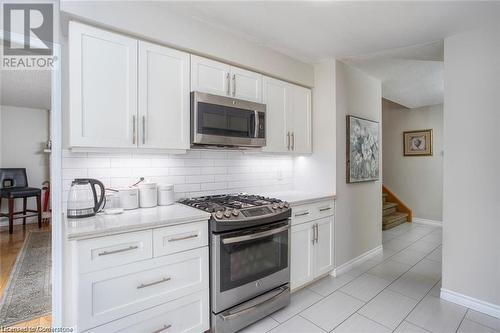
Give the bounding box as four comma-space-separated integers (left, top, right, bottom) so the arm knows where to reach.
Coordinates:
215, 211, 224, 219
232, 209, 240, 216
224, 210, 232, 218
279, 202, 285, 209
272, 204, 279, 210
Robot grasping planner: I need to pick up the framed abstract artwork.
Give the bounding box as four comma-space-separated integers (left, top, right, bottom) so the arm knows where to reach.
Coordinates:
404, 129, 433, 156
346, 115, 380, 183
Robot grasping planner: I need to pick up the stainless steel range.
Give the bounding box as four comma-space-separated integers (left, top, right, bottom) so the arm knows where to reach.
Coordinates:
179, 194, 291, 333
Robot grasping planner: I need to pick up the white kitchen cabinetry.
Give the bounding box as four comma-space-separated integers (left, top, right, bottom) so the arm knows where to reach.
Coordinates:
138, 41, 190, 149
191, 55, 263, 103
290, 200, 334, 291
262, 76, 312, 153
69, 22, 190, 150
65, 219, 210, 332
69, 21, 138, 148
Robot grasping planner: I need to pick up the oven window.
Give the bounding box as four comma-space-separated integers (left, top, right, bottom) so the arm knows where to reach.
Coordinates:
197, 102, 256, 138
219, 224, 288, 292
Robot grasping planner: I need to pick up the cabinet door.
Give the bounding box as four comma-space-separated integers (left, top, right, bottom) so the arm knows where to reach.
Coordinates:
290, 85, 312, 153
138, 41, 190, 149
69, 21, 138, 148
314, 216, 334, 277
230, 66, 263, 102
290, 222, 314, 290
191, 55, 230, 96
262, 77, 290, 152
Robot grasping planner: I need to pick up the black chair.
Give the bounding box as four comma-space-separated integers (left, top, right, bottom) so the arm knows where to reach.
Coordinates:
0, 168, 42, 234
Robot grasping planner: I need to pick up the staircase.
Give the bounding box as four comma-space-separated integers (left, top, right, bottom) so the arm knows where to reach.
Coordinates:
382, 186, 412, 230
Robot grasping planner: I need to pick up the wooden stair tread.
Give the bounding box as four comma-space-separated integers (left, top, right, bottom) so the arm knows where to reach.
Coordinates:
383, 212, 408, 224
383, 202, 398, 210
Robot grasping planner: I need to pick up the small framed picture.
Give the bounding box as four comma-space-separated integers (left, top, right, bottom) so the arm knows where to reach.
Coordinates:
403, 129, 433, 156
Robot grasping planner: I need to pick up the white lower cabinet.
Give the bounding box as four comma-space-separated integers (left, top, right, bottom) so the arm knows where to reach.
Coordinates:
290, 201, 334, 291
87, 290, 209, 333
67, 220, 210, 333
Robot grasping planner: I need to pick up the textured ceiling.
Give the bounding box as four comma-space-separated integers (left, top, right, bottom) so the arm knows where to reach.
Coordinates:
159, 1, 500, 63
346, 41, 444, 109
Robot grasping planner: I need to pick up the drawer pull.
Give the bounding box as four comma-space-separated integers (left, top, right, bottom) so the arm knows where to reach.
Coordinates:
137, 277, 171, 289
295, 212, 310, 217
168, 234, 198, 242
151, 324, 172, 333
98, 245, 139, 256
319, 207, 332, 212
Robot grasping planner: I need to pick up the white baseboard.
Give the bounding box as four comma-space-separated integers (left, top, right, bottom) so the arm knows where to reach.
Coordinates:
0, 216, 39, 228
332, 245, 383, 277
441, 288, 500, 319
413, 217, 442, 227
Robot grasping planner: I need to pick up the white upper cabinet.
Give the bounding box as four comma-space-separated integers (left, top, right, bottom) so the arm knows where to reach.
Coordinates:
69, 21, 138, 148
138, 41, 190, 150
190, 55, 230, 97
191, 55, 263, 103
230, 66, 263, 102
262, 76, 312, 153
290, 85, 312, 154
262, 77, 290, 153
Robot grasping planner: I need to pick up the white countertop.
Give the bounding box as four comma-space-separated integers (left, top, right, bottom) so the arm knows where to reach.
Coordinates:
65, 204, 211, 240
257, 191, 336, 206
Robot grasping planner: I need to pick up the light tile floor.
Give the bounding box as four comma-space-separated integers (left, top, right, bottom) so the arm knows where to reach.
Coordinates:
240, 222, 500, 333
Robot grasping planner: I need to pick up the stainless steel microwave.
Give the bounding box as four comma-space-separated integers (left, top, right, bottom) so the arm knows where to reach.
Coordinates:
191, 92, 266, 148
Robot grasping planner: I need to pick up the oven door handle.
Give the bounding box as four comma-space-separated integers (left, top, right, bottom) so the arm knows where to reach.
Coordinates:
220, 286, 289, 321
222, 225, 289, 245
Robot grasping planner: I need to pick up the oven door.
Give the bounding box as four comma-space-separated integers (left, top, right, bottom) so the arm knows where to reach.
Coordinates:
191, 92, 266, 147
211, 220, 290, 313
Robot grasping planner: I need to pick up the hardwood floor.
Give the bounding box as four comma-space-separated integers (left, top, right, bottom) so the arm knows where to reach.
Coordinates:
0, 221, 52, 328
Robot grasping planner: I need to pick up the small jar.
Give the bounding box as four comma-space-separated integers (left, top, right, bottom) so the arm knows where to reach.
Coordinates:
158, 184, 175, 206
138, 182, 158, 208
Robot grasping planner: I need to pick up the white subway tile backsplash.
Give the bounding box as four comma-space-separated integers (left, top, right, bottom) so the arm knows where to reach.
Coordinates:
61, 150, 293, 203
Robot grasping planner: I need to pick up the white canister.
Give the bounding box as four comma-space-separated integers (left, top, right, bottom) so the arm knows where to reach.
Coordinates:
158, 184, 175, 206
119, 187, 139, 210
138, 182, 158, 208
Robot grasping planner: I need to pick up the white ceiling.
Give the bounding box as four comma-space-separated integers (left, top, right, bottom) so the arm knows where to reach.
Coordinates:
161, 1, 500, 63
345, 41, 444, 108
0, 39, 51, 110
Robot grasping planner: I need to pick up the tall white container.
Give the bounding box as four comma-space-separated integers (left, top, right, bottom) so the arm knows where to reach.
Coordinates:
158, 184, 175, 206
138, 182, 158, 208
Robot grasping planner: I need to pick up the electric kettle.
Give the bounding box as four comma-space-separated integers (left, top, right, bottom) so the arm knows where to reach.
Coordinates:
67, 178, 105, 218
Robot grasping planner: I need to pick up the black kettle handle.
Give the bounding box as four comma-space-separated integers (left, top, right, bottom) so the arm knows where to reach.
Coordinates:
89, 179, 105, 213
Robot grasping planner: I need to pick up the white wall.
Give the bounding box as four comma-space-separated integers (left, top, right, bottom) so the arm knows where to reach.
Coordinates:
61, 150, 293, 211
335, 61, 382, 267
382, 100, 443, 221
294, 59, 336, 194
0, 105, 50, 214
442, 24, 500, 313
59, 1, 314, 87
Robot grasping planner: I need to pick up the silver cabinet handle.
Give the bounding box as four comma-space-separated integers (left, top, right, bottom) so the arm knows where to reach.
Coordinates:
132, 115, 137, 144
232, 74, 236, 96
226, 73, 230, 95
319, 207, 332, 212
151, 324, 172, 333
294, 211, 309, 217
287, 132, 291, 150
168, 234, 198, 242
137, 277, 171, 289
291, 132, 295, 151
315, 223, 319, 243
222, 225, 289, 244
98, 245, 139, 256
142, 115, 146, 145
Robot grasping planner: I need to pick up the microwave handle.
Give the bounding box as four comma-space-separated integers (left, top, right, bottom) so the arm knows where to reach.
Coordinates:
254, 111, 259, 138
